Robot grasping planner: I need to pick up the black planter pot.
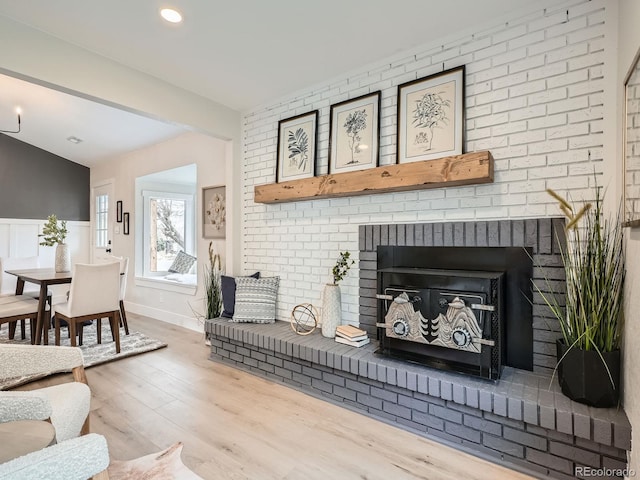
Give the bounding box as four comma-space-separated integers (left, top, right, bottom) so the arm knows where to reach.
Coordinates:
556, 339, 620, 408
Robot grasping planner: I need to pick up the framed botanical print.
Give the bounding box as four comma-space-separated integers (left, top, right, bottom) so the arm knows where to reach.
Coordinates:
328, 91, 381, 174
276, 110, 318, 182
203, 185, 226, 239
397, 65, 465, 164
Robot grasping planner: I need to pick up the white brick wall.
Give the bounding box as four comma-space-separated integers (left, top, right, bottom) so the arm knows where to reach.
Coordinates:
242, 0, 607, 325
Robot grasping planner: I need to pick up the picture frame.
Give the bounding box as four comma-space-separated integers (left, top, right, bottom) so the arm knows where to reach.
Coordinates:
397, 65, 465, 164
203, 185, 226, 239
276, 110, 318, 182
116, 200, 123, 223
123, 212, 130, 235
328, 91, 381, 174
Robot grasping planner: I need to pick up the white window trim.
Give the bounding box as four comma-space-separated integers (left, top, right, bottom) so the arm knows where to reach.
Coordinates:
134, 276, 197, 295
141, 189, 195, 279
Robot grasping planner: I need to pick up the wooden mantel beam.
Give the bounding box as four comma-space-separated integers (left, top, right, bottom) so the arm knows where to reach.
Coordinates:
254, 151, 494, 204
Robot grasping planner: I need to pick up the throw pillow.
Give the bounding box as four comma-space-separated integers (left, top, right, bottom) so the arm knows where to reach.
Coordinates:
168, 251, 196, 274
231, 276, 279, 324
221, 272, 260, 318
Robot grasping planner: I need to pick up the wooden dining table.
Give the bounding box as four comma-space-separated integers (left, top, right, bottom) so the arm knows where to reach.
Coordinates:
5, 268, 73, 345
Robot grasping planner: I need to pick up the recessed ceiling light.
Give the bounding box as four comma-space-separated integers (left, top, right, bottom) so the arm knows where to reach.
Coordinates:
67, 136, 83, 144
160, 8, 183, 23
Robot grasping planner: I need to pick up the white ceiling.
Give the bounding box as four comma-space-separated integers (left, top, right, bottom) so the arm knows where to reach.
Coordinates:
0, 0, 551, 166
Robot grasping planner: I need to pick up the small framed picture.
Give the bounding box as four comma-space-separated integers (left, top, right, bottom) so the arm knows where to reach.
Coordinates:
116, 201, 123, 223
203, 185, 226, 239
123, 212, 130, 235
276, 110, 318, 182
328, 91, 381, 174
397, 65, 465, 164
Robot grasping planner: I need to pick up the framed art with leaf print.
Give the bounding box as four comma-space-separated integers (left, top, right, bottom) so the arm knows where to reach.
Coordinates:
276, 110, 318, 182
397, 65, 465, 164
328, 91, 381, 174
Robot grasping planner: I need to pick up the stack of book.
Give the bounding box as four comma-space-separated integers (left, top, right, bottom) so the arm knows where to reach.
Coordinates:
335, 325, 370, 347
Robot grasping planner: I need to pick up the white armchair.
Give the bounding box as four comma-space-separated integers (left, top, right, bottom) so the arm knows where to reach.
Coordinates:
0, 344, 91, 443
0, 432, 110, 480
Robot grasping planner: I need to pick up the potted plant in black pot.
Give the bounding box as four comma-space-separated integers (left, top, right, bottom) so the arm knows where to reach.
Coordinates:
541, 181, 625, 407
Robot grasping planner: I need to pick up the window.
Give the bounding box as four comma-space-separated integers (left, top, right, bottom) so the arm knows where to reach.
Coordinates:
95, 193, 108, 248
135, 164, 197, 289
142, 190, 194, 277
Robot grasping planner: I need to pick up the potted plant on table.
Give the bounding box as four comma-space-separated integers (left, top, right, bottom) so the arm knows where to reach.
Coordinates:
39, 214, 70, 273
541, 180, 624, 407
321, 251, 354, 338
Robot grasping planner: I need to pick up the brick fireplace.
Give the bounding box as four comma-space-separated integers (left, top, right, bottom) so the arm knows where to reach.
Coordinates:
358, 218, 566, 375
206, 216, 632, 479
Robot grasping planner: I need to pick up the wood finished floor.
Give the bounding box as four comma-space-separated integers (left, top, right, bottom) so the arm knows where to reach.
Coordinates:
21, 314, 534, 480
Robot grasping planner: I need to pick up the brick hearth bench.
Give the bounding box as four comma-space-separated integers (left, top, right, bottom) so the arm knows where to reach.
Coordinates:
205, 318, 631, 479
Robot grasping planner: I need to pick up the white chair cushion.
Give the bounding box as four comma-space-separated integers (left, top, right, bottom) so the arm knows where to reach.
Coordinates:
0, 299, 39, 317
39, 382, 91, 443
0, 433, 109, 480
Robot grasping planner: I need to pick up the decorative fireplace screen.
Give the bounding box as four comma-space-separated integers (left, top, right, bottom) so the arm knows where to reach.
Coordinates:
377, 266, 504, 380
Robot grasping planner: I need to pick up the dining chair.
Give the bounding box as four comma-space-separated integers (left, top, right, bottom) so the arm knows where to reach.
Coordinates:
95, 255, 130, 335
0, 344, 91, 442
0, 296, 41, 344
53, 262, 121, 354
0, 256, 40, 340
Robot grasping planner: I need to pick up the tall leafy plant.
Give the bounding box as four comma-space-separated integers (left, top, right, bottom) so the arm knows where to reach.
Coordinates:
540, 180, 625, 356
204, 242, 222, 319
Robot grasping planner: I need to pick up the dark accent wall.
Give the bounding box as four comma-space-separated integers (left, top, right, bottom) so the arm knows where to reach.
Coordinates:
0, 134, 90, 221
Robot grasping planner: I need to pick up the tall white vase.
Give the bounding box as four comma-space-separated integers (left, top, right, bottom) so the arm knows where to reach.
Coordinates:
321, 283, 341, 338
55, 243, 71, 273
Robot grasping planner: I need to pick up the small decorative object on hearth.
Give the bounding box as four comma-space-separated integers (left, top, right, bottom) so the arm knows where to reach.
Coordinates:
290, 303, 318, 335
321, 251, 355, 338
539, 176, 624, 407
39, 214, 70, 273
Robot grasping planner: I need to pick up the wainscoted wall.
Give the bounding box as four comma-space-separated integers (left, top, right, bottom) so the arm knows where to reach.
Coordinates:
242, 0, 609, 326
0, 218, 90, 296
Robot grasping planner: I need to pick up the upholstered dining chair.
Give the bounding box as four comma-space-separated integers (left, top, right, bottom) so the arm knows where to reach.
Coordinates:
95, 255, 130, 335
0, 432, 110, 480
53, 262, 121, 354
0, 294, 41, 344
0, 344, 91, 443
0, 256, 41, 341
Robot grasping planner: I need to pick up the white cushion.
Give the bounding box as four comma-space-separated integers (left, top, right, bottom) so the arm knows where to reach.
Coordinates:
39, 382, 91, 443
0, 433, 109, 480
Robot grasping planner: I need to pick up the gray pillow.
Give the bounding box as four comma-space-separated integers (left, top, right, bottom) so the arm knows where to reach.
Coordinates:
231, 276, 279, 324
168, 251, 196, 274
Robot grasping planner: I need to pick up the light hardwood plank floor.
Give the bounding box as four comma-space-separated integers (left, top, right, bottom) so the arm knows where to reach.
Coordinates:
21, 314, 535, 480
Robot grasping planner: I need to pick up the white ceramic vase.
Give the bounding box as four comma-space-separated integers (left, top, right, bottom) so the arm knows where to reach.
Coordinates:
321, 283, 341, 338
55, 243, 71, 273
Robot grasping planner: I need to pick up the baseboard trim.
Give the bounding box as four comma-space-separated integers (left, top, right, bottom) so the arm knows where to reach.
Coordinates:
125, 301, 202, 332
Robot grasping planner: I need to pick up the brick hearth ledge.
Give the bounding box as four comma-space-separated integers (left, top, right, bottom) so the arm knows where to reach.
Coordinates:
206, 318, 631, 479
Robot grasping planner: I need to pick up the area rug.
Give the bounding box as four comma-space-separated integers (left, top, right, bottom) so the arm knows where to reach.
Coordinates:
108, 442, 204, 480
0, 323, 167, 390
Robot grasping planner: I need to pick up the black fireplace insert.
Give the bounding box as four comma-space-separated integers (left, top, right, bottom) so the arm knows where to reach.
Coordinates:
376, 246, 533, 380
